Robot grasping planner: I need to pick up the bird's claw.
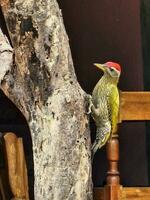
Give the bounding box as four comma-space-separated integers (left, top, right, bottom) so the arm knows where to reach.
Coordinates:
86, 94, 93, 114
87, 103, 92, 114
87, 108, 91, 115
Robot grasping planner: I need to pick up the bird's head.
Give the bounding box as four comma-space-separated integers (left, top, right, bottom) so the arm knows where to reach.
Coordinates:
94, 61, 121, 78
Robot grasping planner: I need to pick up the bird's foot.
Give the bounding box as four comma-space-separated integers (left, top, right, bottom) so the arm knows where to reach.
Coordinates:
86, 94, 93, 114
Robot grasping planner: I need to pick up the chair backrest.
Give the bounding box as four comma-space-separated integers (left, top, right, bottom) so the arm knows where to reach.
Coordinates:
119, 92, 150, 121
94, 91, 150, 200
4, 132, 29, 200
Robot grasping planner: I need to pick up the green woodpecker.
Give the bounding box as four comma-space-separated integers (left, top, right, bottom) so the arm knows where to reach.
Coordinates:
88, 61, 121, 157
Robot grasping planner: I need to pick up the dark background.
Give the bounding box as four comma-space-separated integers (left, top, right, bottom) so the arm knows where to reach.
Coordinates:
57, 0, 150, 186
0, 0, 150, 190
141, 0, 150, 184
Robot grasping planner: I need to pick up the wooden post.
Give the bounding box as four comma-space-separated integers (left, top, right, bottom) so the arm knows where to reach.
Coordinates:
104, 133, 121, 200
4, 133, 29, 200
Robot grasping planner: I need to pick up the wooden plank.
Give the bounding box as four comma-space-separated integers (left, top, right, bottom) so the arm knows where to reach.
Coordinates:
119, 92, 150, 121
94, 187, 150, 200
122, 187, 150, 200
4, 132, 29, 200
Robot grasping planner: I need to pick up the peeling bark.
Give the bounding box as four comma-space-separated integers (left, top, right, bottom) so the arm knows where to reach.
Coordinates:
0, 0, 92, 199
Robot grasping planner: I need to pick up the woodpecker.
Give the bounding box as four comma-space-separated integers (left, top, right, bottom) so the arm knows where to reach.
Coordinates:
88, 61, 121, 157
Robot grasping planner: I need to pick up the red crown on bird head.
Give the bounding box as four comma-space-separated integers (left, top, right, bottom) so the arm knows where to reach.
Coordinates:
105, 61, 121, 73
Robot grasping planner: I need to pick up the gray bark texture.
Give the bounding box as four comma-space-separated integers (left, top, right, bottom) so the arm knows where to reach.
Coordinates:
0, 0, 92, 199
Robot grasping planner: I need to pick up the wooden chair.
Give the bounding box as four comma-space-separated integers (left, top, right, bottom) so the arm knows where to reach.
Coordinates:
4, 132, 29, 200
94, 91, 150, 200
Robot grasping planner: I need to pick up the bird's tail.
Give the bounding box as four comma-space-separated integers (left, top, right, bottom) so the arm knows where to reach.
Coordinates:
91, 125, 111, 160
91, 142, 99, 161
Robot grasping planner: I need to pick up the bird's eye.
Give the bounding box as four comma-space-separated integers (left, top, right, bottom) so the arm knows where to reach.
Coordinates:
110, 68, 114, 72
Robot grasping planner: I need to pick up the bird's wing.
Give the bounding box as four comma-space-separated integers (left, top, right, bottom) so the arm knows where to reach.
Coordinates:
107, 86, 119, 134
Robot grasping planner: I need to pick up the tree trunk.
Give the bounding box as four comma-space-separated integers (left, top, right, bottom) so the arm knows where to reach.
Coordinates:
0, 0, 92, 199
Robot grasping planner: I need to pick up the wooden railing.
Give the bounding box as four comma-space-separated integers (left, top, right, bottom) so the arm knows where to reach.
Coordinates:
94, 91, 150, 200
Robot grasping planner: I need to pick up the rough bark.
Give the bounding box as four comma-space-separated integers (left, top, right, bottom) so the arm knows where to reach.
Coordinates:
0, 0, 92, 199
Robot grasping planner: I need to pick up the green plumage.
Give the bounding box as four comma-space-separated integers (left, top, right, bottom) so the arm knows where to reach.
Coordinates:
89, 63, 120, 157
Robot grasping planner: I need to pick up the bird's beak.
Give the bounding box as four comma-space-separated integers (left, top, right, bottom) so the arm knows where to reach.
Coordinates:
94, 63, 105, 72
